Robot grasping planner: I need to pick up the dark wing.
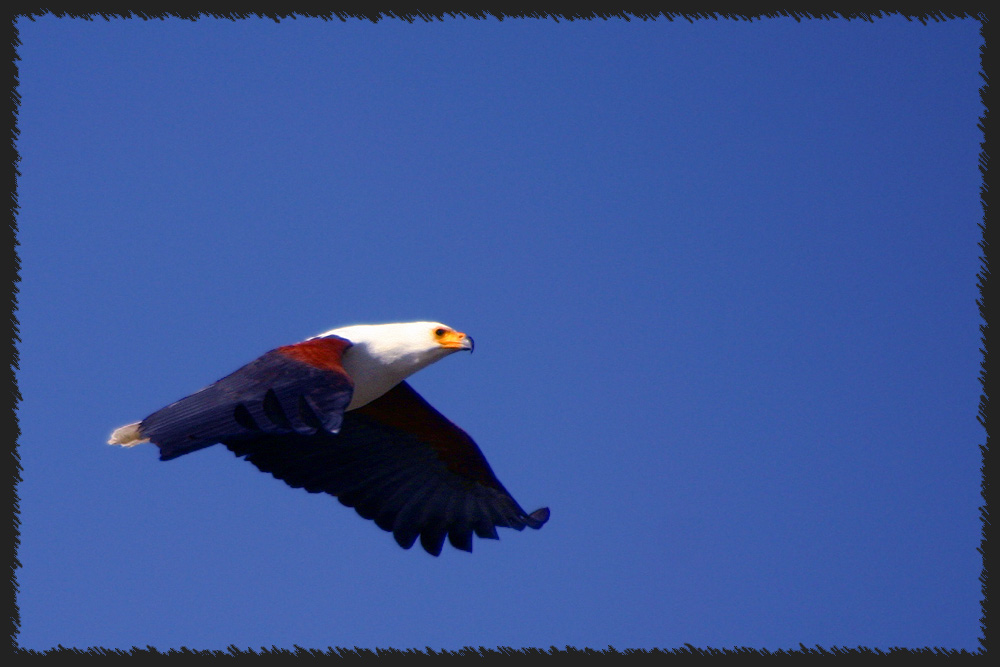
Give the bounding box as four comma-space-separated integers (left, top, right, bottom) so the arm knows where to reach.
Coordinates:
139, 336, 354, 461
223, 381, 549, 556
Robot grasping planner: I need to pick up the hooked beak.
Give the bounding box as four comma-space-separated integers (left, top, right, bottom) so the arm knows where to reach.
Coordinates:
439, 330, 474, 353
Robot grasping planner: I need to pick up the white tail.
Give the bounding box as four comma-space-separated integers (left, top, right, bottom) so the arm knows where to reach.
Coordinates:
108, 422, 149, 447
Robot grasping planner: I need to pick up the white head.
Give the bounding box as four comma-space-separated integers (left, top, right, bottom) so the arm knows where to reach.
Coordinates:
325, 321, 473, 365
315, 321, 474, 409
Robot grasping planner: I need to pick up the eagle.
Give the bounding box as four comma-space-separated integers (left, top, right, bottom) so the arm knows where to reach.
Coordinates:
109, 322, 549, 556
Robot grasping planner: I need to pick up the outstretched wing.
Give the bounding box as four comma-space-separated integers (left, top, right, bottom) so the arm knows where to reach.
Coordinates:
224, 381, 549, 556
139, 336, 354, 461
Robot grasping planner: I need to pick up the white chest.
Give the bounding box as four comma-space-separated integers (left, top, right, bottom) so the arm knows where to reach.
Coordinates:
340, 344, 443, 410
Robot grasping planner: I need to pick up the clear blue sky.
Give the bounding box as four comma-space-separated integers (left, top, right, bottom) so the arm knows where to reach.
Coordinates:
14, 15, 984, 653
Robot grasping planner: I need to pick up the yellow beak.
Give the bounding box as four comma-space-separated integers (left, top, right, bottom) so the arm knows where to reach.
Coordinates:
439, 330, 474, 352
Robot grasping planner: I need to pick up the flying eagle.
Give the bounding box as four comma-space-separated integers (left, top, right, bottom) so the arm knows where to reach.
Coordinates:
109, 322, 549, 556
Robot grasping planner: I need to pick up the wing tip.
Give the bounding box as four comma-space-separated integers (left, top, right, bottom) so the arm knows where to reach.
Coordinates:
526, 507, 550, 529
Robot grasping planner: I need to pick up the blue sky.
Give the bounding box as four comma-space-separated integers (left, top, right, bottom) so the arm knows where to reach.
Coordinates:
13, 15, 984, 653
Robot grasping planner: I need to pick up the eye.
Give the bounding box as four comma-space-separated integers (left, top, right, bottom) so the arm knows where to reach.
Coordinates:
434, 328, 447, 337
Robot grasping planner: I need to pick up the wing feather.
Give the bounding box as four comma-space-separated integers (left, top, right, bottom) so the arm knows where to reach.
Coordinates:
222, 381, 549, 555
139, 336, 353, 460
